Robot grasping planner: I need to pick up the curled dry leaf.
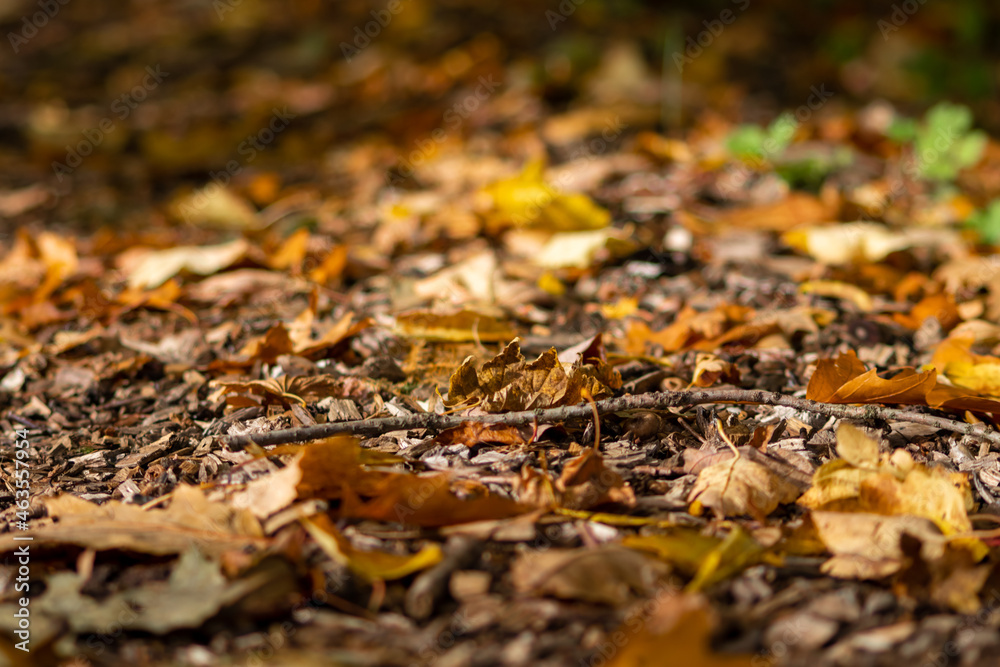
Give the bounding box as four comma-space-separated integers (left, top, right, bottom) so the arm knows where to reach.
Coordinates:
445, 337, 622, 411
799, 424, 978, 537
807, 349, 1000, 416
690, 353, 741, 388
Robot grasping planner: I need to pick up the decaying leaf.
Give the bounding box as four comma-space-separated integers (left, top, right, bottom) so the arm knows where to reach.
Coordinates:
510, 545, 668, 605
445, 336, 622, 411
688, 450, 803, 520
232, 437, 529, 527
0, 485, 265, 557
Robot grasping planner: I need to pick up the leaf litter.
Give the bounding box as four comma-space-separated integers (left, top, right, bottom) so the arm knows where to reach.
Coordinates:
7, 3, 1000, 666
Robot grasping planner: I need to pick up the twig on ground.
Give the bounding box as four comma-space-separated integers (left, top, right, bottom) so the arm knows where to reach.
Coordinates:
221, 388, 1000, 450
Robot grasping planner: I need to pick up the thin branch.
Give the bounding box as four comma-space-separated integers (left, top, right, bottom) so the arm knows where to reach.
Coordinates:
221, 388, 1000, 450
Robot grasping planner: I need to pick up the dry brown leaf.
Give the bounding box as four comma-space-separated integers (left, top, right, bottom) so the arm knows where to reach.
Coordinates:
811, 511, 946, 578
433, 422, 532, 448
556, 448, 637, 510
232, 437, 529, 527
445, 337, 621, 411
510, 545, 668, 605
808, 349, 1000, 416
807, 350, 935, 405
211, 375, 345, 409
0, 485, 265, 557
690, 353, 740, 387
688, 450, 803, 520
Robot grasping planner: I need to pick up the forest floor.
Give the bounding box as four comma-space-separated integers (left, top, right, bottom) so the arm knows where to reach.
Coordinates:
5, 2, 1000, 666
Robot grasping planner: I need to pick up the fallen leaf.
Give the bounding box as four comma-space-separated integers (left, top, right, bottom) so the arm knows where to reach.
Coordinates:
799, 424, 978, 537
0, 485, 265, 557
233, 437, 529, 527
445, 338, 622, 411
169, 185, 263, 230
556, 448, 637, 510
607, 593, 754, 667
807, 349, 1000, 416
931, 336, 1000, 396
690, 353, 741, 388
394, 309, 517, 342
303, 515, 443, 582
783, 222, 964, 265
510, 545, 668, 605
483, 158, 611, 232
624, 525, 774, 592
688, 450, 803, 520
124, 239, 250, 289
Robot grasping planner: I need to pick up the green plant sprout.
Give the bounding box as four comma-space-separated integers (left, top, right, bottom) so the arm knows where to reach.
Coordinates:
887, 102, 987, 182
725, 112, 852, 189
726, 111, 797, 162
966, 199, 1000, 245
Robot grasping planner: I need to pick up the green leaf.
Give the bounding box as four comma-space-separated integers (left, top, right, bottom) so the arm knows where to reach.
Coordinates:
967, 200, 1000, 245
726, 124, 768, 159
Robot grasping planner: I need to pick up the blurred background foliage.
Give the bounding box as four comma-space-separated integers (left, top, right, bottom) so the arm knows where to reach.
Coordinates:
1, 0, 999, 229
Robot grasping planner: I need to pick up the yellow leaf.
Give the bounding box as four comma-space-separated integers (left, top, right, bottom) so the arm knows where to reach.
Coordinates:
834, 423, 879, 468
302, 516, 442, 582
800, 280, 873, 312
799, 425, 979, 540
484, 159, 610, 232
931, 336, 1000, 397
624, 525, 773, 592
